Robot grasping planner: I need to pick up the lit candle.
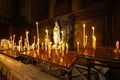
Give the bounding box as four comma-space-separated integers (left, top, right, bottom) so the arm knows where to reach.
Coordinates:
26, 31, 30, 53
10, 36, 12, 43
18, 40, 21, 52
83, 24, 85, 48
20, 36, 22, 51
77, 42, 79, 52
37, 38, 40, 54
36, 22, 40, 53
92, 26, 95, 37
13, 35, 15, 51
66, 43, 68, 53
45, 38, 47, 51
116, 41, 119, 49
85, 35, 87, 46
26, 31, 29, 41
48, 42, 52, 58
45, 29, 48, 39
61, 31, 63, 42
24, 39, 27, 51
45, 29, 49, 52
93, 36, 96, 49
36, 22, 39, 39
92, 27, 96, 49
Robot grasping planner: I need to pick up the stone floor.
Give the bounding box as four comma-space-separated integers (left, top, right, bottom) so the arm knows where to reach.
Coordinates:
36, 64, 99, 80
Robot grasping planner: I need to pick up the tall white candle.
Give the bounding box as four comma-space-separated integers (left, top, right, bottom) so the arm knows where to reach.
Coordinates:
18, 40, 21, 51
93, 36, 96, 49
13, 35, 15, 51
45, 29, 48, 39
45, 29, 49, 51
24, 39, 27, 51
83, 24, 85, 48
92, 27, 95, 37
26, 31, 29, 41
48, 42, 52, 58
10, 36, 12, 43
66, 43, 68, 53
61, 31, 63, 42
116, 41, 119, 49
26, 31, 30, 53
37, 38, 40, 54
20, 36, 22, 51
77, 42, 79, 52
36, 22, 39, 39
92, 27, 96, 49
45, 38, 47, 51
36, 22, 40, 54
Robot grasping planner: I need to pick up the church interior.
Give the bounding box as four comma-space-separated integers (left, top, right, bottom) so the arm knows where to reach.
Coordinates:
0, 0, 120, 80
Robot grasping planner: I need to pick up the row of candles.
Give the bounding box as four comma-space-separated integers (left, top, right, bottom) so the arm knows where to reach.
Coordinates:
83, 24, 96, 49
0, 22, 96, 54
3, 22, 68, 55
0, 34, 68, 55
77, 24, 96, 52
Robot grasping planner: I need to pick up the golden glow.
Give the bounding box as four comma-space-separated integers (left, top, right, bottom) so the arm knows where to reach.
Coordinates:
116, 41, 119, 49
45, 29, 48, 33
26, 31, 29, 34
13, 35, 15, 37
92, 36, 96, 49
85, 35, 87, 46
61, 31, 63, 34
83, 24, 85, 27
36, 22, 38, 25
83, 24, 85, 48
91, 26, 94, 30
77, 42, 79, 52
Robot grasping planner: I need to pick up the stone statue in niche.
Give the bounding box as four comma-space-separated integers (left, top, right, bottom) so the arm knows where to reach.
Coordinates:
53, 21, 60, 47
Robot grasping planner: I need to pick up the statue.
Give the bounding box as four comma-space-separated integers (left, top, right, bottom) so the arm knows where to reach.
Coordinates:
53, 21, 60, 47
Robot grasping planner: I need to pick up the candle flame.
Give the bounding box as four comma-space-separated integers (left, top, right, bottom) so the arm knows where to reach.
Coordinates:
50, 42, 52, 44
20, 36, 22, 39
13, 35, 15, 37
92, 26, 94, 30
93, 36, 96, 40
38, 38, 39, 41
83, 24, 85, 27
26, 31, 29, 34
77, 42, 79, 44
61, 31, 63, 34
36, 22, 38, 25
45, 29, 48, 33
